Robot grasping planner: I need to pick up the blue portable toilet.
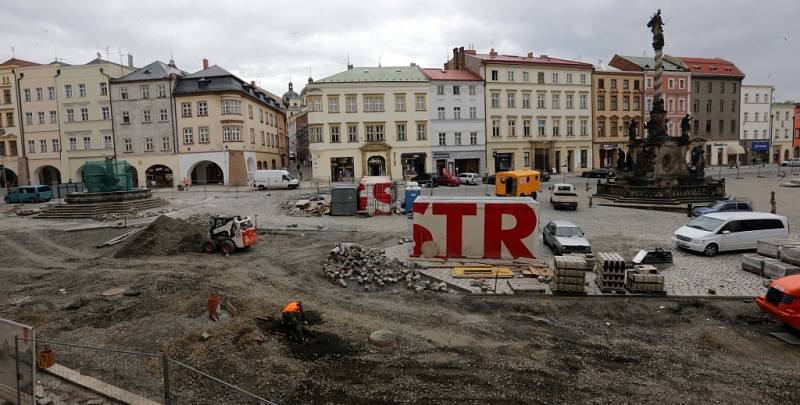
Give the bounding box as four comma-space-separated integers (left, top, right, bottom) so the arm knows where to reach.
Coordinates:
404, 182, 422, 214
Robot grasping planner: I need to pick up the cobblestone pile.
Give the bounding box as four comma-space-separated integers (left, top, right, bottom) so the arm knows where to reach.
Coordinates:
93, 208, 174, 222
323, 243, 449, 293
281, 193, 330, 217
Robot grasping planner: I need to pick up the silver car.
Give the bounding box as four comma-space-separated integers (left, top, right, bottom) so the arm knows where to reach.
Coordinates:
542, 220, 592, 255
457, 172, 481, 185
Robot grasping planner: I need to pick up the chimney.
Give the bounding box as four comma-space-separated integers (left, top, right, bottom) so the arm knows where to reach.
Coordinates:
489, 48, 498, 56
527, 52, 534, 58
251, 80, 256, 86
347, 63, 353, 70
202, 58, 209, 70
127, 53, 133, 68
458, 46, 465, 69
452, 47, 459, 69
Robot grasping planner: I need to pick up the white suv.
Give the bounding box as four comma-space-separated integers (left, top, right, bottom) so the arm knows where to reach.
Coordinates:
672, 212, 789, 256
457, 172, 481, 185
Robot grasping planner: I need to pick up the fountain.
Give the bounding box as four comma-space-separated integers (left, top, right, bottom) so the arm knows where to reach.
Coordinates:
595, 9, 726, 206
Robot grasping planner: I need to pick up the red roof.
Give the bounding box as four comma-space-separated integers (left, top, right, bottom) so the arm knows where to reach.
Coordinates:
0, 58, 41, 68
468, 52, 593, 69
676, 57, 744, 78
421, 68, 482, 81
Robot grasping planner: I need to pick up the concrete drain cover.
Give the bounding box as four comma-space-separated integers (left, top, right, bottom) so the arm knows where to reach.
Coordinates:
369, 329, 396, 348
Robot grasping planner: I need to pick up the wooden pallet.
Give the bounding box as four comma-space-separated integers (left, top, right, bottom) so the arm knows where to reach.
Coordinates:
452, 266, 514, 278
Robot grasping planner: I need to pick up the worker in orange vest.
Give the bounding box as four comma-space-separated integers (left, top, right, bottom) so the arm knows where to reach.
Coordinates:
281, 300, 307, 342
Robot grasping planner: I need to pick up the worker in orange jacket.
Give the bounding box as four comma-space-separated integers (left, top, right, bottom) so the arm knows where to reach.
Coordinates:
281, 300, 307, 342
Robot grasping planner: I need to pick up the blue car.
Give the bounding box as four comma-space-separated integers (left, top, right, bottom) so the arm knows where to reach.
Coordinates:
4, 185, 54, 203
692, 200, 752, 217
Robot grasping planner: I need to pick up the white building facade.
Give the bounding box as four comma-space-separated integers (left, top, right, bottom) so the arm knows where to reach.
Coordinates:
422, 68, 486, 175
771, 102, 794, 163
739, 84, 773, 164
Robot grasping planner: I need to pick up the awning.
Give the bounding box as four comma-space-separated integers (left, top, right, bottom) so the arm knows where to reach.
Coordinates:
727, 144, 746, 155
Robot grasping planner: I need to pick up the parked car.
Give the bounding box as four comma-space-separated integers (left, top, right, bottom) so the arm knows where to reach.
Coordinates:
550, 183, 579, 210
692, 199, 752, 217
541, 171, 551, 182
671, 212, 789, 256
780, 158, 800, 167
542, 220, 592, 255
581, 167, 616, 178
253, 170, 299, 190
437, 174, 461, 187
457, 172, 481, 185
756, 274, 800, 331
3, 185, 53, 204
413, 173, 439, 187
485, 174, 496, 185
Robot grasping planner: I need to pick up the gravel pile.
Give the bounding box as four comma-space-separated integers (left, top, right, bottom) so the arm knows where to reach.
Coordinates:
93, 208, 174, 222
323, 243, 449, 293
185, 212, 214, 225
281, 192, 330, 217
114, 215, 207, 258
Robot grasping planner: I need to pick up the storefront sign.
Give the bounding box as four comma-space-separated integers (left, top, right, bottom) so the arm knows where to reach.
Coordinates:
600, 143, 619, 150
433, 152, 450, 159
751, 141, 769, 151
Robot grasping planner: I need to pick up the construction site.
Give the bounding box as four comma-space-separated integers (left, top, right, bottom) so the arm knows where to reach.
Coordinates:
1, 166, 799, 404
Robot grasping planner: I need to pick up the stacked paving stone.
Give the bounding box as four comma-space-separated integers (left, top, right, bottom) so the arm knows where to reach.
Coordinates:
323, 243, 449, 293
552, 255, 588, 293
594, 252, 627, 293
741, 238, 800, 279
625, 264, 665, 293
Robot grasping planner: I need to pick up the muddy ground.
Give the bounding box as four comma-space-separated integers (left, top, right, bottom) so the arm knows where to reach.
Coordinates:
1, 223, 799, 404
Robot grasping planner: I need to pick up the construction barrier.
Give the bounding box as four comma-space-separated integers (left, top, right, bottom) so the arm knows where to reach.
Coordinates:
358, 176, 393, 216
411, 196, 538, 259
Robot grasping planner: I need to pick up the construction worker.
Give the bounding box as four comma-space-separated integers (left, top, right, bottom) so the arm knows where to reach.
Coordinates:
281, 300, 307, 342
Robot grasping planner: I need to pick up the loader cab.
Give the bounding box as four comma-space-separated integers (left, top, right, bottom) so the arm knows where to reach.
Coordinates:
495, 170, 541, 200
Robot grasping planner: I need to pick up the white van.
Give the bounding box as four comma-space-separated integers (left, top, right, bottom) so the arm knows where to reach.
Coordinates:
253, 170, 299, 190
672, 212, 789, 256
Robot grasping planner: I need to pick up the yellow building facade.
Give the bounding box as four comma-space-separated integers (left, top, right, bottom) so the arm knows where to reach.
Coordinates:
592, 70, 644, 168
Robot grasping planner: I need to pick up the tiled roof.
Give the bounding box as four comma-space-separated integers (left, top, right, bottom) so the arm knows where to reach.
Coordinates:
676, 57, 745, 78
316, 66, 427, 83
468, 53, 593, 69
113, 60, 188, 82
610, 55, 688, 72
0, 58, 41, 68
174, 68, 283, 112
85, 57, 135, 70
184, 65, 235, 79
421, 68, 482, 81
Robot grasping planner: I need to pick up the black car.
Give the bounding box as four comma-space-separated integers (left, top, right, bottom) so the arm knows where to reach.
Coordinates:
484, 174, 496, 185
412, 173, 439, 187
581, 168, 616, 179
541, 171, 551, 182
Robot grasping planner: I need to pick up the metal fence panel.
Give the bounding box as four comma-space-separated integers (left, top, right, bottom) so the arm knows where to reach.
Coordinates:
0, 319, 34, 405
167, 359, 276, 405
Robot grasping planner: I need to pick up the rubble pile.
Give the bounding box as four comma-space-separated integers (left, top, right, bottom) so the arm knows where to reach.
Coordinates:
185, 212, 214, 225
281, 193, 330, 217
93, 208, 174, 222
323, 243, 449, 293
742, 238, 800, 278
114, 215, 207, 258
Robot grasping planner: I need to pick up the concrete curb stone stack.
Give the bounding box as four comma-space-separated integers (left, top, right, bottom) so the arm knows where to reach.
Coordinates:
595, 252, 627, 293
625, 264, 665, 293
742, 238, 800, 279
552, 255, 588, 293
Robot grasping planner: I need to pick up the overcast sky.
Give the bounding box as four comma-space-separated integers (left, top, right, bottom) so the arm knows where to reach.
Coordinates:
2, 0, 798, 101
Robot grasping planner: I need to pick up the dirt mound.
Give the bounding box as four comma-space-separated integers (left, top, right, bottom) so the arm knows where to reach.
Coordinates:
288, 331, 356, 361
114, 215, 207, 258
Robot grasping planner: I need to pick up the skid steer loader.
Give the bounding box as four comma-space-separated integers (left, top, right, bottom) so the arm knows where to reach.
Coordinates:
203, 215, 257, 255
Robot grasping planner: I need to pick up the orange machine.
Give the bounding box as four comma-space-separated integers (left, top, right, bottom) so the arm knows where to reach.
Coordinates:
756, 274, 800, 330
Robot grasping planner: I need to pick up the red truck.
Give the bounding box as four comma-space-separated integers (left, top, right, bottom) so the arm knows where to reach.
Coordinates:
756, 275, 800, 330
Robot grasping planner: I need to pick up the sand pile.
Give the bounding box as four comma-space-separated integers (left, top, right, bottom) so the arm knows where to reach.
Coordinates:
114, 215, 207, 258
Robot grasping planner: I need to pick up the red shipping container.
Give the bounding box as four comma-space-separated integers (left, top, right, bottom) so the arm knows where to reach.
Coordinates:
358, 176, 393, 216
412, 196, 538, 259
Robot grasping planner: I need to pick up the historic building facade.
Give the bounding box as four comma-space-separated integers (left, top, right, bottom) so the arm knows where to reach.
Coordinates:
111, 60, 187, 188
591, 69, 644, 168
422, 68, 486, 175
771, 101, 795, 163
448, 47, 593, 174
0, 58, 39, 186
305, 65, 431, 181
739, 85, 773, 164
173, 62, 287, 186
795, 103, 800, 158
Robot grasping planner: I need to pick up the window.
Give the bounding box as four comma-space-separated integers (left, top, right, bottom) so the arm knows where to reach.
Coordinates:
668, 78, 674, 89
491, 70, 499, 81
260, 130, 266, 145
395, 123, 406, 141
646, 78, 652, 88
438, 107, 446, 119
707, 82, 712, 93
183, 128, 193, 144
524, 152, 530, 167
394, 94, 405, 111
580, 74, 587, 85
162, 136, 170, 151
611, 79, 617, 89
523, 72, 530, 82
580, 120, 588, 136
731, 100, 736, 113
363, 95, 383, 112
622, 80, 629, 90
144, 137, 154, 152
580, 94, 588, 109
743, 130, 748, 139
597, 120, 606, 137
668, 98, 674, 112
49, 111, 57, 124
623, 96, 629, 111
491, 92, 500, 108
551, 93, 560, 109
143, 109, 151, 123
705, 120, 711, 134
83, 136, 91, 150
119, 87, 127, 100
507, 119, 516, 137
507, 71, 515, 81
566, 94, 574, 109
552, 73, 559, 83
416, 122, 426, 140
330, 125, 340, 143
348, 124, 358, 142
566, 73, 573, 84
538, 119, 546, 136
552, 120, 560, 136
103, 135, 112, 149
469, 85, 476, 95
679, 98, 685, 112
755, 112, 760, 122
34, 87, 42, 101
52, 138, 60, 152
159, 109, 168, 121
346, 95, 357, 112
121, 111, 130, 124
453, 107, 461, 120
694, 81, 700, 93
610, 119, 619, 136
731, 120, 736, 135
566, 120, 574, 136
469, 106, 477, 119
470, 132, 477, 145
522, 93, 531, 109
719, 100, 724, 113
64, 108, 74, 122
25, 112, 33, 125
69, 137, 77, 151
598, 79, 605, 89
634, 80, 640, 90
26, 140, 34, 154
536, 72, 544, 84
693, 99, 699, 113
438, 132, 446, 146
77, 83, 86, 97
259, 109, 264, 123
706, 100, 712, 112
610, 95, 617, 111
309, 126, 322, 143
139, 85, 149, 99
507, 92, 516, 108
365, 124, 386, 141
537, 94, 545, 109
197, 101, 208, 116
328, 96, 339, 113
492, 120, 500, 137
248, 105, 254, 119
223, 125, 242, 141
597, 95, 605, 110
80, 108, 88, 121
64, 84, 73, 98
720, 82, 726, 93
437, 85, 445, 95
199, 127, 209, 143
39, 139, 47, 153
182, 102, 192, 117
523, 120, 531, 137
693, 120, 699, 135
222, 100, 240, 114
